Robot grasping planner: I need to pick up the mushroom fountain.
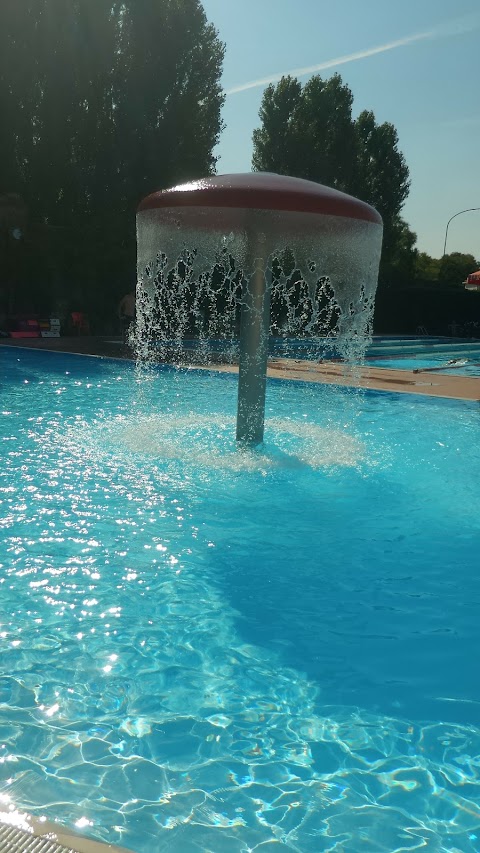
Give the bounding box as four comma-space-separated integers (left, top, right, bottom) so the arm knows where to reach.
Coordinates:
136, 173, 383, 445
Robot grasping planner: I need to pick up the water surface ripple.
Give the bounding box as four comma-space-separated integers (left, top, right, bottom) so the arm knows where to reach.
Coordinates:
0, 349, 479, 852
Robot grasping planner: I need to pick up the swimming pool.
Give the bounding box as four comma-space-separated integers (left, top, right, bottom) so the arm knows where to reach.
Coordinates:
1, 347, 480, 852
366, 341, 480, 376
174, 335, 480, 376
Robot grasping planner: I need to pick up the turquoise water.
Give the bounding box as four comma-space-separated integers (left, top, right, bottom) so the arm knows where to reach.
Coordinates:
363, 339, 480, 374
178, 336, 480, 376
154, 335, 480, 376
1, 347, 480, 852
172, 334, 467, 362
369, 350, 480, 376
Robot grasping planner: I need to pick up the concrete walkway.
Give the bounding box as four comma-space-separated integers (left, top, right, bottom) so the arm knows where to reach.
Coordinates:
1, 336, 479, 402
264, 357, 480, 401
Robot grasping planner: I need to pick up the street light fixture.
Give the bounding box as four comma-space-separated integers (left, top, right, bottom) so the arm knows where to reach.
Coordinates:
443, 207, 480, 256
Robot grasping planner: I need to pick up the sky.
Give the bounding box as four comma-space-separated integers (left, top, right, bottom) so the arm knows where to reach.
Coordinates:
201, 0, 480, 260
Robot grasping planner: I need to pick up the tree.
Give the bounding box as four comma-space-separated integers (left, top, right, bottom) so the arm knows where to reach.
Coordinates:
0, 1, 120, 224
412, 251, 480, 288
294, 74, 356, 191
352, 110, 410, 277
438, 252, 478, 285
352, 110, 409, 229
252, 75, 412, 286
381, 217, 417, 286
112, 0, 225, 213
252, 76, 302, 176
414, 252, 441, 281
253, 73, 356, 191
0, 0, 225, 324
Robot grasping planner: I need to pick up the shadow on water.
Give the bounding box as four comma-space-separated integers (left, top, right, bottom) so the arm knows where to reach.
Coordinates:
198, 459, 480, 727
102, 368, 480, 729
9, 347, 478, 729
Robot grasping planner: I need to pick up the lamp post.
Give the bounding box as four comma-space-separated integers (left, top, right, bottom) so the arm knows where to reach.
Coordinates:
443, 208, 480, 256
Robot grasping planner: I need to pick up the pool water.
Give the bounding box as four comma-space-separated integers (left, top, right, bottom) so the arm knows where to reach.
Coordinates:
368, 351, 480, 376
1, 348, 480, 852
177, 335, 480, 377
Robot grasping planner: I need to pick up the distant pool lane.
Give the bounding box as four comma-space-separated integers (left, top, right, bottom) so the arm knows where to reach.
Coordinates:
174, 334, 480, 375
367, 345, 480, 376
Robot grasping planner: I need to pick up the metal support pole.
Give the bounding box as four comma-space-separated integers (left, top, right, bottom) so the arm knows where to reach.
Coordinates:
236, 237, 271, 446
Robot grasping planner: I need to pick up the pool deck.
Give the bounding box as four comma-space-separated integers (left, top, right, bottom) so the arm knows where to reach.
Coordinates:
1, 335, 479, 401
0, 811, 131, 853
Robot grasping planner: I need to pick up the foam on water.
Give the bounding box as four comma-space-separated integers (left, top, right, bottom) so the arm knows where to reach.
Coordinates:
102, 413, 365, 472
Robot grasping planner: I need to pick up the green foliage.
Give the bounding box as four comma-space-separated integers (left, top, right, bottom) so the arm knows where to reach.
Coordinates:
252, 76, 302, 176
380, 217, 417, 287
352, 110, 409, 225
253, 74, 356, 191
438, 252, 478, 285
412, 251, 479, 288
252, 74, 412, 285
0, 0, 225, 322
414, 252, 441, 281
354, 111, 411, 287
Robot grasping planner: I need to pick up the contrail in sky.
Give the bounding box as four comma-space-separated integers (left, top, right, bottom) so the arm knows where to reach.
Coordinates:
225, 12, 480, 96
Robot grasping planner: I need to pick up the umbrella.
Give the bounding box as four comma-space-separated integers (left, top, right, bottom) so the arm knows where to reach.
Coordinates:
464, 270, 480, 291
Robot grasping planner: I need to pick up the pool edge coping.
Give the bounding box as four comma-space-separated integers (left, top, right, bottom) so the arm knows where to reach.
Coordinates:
1, 338, 479, 403
0, 810, 132, 853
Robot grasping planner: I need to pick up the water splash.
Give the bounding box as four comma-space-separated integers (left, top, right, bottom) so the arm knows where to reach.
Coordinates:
135, 208, 382, 370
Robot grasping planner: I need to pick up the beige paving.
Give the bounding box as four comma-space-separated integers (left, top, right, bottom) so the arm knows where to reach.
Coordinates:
1, 336, 479, 401
265, 357, 480, 401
